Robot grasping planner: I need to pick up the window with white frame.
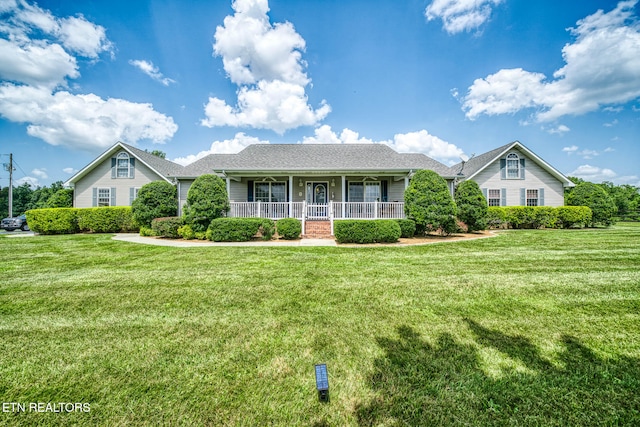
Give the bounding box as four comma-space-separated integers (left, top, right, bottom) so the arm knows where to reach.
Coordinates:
488, 189, 501, 206
97, 188, 111, 207
348, 181, 380, 202
526, 189, 539, 206
116, 152, 131, 178
506, 153, 520, 179
254, 182, 286, 202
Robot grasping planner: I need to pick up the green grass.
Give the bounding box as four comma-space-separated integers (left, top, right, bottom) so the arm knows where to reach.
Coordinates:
1, 224, 639, 426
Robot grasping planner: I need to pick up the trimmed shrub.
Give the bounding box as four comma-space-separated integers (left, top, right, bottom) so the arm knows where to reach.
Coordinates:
259, 218, 275, 241
556, 206, 592, 229
178, 224, 196, 240
77, 207, 138, 233
454, 180, 487, 232
404, 169, 457, 235
487, 206, 507, 229
206, 218, 264, 242
566, 182, 616, 227
182, 174, 230, 232
334, 220, 401, 244
140, 226, 155, 237
395, 219, 416, 238
25, 208, 78, 235
131, 181, 178, 228
487, 206, 590, 229
151, 217, 183, 238
276, 218, 301, 240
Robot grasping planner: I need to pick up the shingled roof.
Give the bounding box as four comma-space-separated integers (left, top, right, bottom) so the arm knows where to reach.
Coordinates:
183, 144, 456, 176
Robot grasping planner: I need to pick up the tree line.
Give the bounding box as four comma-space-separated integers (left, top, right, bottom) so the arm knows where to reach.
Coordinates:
0, 181, 73, 217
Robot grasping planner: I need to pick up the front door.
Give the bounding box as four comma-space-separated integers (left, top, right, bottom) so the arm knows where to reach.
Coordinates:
306, 182, 328, 218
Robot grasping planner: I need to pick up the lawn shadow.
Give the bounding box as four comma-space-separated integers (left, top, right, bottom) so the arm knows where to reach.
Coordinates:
356, 322, 640, 426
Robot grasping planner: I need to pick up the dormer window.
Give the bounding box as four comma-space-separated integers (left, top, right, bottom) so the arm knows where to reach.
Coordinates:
506, 153, 520, 179
112, 151, 135, 179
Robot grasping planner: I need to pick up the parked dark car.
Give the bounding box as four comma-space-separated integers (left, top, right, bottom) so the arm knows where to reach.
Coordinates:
1, 214, 30, 231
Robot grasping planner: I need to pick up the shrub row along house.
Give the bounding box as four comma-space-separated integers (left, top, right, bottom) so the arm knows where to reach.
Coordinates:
65, 141, 574, 235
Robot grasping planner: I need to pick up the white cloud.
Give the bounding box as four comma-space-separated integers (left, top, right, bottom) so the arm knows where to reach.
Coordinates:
129, 59, 175, 86
0, 1, 178, 151
31, 168, 48, 179
15, 176, 39, 187
58, 15, 113, 58
603, 119, 619, 127
63, 167, 78, 174
604, 147, 616, 152
548, 124, 570, 135
0, 84, 178, 151
426, 0, 503, 34
562, 145, 579, 153
0, 38, 78, 88
302, 125, 465, 164
202, 0, 330, 133
570, 164, 617, 181
172, 132, 270, 165
578, 149, 599, 159
463, 1, 640, 121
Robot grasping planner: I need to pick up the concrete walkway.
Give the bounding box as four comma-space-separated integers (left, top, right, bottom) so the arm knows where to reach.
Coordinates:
112, 233, 337, 247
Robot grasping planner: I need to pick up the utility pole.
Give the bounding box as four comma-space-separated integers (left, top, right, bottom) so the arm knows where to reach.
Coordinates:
3, 154, 13, 217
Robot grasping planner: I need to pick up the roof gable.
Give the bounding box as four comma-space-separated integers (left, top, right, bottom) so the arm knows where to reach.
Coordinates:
64, 142, 185, 186
451, 141, 574, 187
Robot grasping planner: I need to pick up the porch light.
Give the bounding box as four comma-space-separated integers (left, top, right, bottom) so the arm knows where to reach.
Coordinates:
314, 364, 329, 402
331, 178, 335, 187
299, 178, 303, 187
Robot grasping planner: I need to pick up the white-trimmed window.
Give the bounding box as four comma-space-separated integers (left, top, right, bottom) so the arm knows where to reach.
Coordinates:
488, 189, 501, 206
97, 188, 111, 207
254, 182, 287, 202
348, 181, 381, 202
116, 152, 131, 178
526, 189, 539, 206
506, 153, 520, 179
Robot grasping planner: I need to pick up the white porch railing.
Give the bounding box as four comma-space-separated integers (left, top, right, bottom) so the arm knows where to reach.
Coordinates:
228, 201, 305, 219
228, 201, 405, 220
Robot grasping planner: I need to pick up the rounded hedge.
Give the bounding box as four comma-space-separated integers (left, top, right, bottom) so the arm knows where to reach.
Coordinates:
182, 174, 230, 232
454, 180, 487, 232
404, 169, 457, 235
131, 181, 178, 228
276, 218, 301, 240
334, 219, 401, 244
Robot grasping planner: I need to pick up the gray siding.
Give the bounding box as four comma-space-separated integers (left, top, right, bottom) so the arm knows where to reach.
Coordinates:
74, 151, 168, 208
472, 148, 565, 206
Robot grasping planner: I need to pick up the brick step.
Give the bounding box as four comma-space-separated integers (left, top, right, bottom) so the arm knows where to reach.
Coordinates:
303, 220, 332, 238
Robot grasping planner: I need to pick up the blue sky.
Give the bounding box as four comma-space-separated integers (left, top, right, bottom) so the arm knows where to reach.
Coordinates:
1, 0, 639, 188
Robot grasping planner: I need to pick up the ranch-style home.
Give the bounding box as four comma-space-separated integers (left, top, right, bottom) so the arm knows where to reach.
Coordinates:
65, 140, 574, 234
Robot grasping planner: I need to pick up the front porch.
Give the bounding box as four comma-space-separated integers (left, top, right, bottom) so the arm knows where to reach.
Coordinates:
228, 201, 406, 236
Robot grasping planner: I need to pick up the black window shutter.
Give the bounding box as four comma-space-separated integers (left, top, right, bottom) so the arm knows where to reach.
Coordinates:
345, 180, 348, 202
501, 188, 507, 206
520, 158, 526, 180
111, 158, 116, 178
500, 159, 506, 179
381, 180, 388, 202
130, 158, 135, 178
247, 180, 254, 202
92, 188, 97, 207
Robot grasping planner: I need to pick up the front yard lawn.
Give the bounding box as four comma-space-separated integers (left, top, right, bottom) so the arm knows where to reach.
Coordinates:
1, 224, 639, 426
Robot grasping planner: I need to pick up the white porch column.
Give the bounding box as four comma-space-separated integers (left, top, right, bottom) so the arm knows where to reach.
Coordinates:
404, 176, 409, 189
289, 175, 293, 217
226, 177, 231, 200
341, 175, 346, 218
